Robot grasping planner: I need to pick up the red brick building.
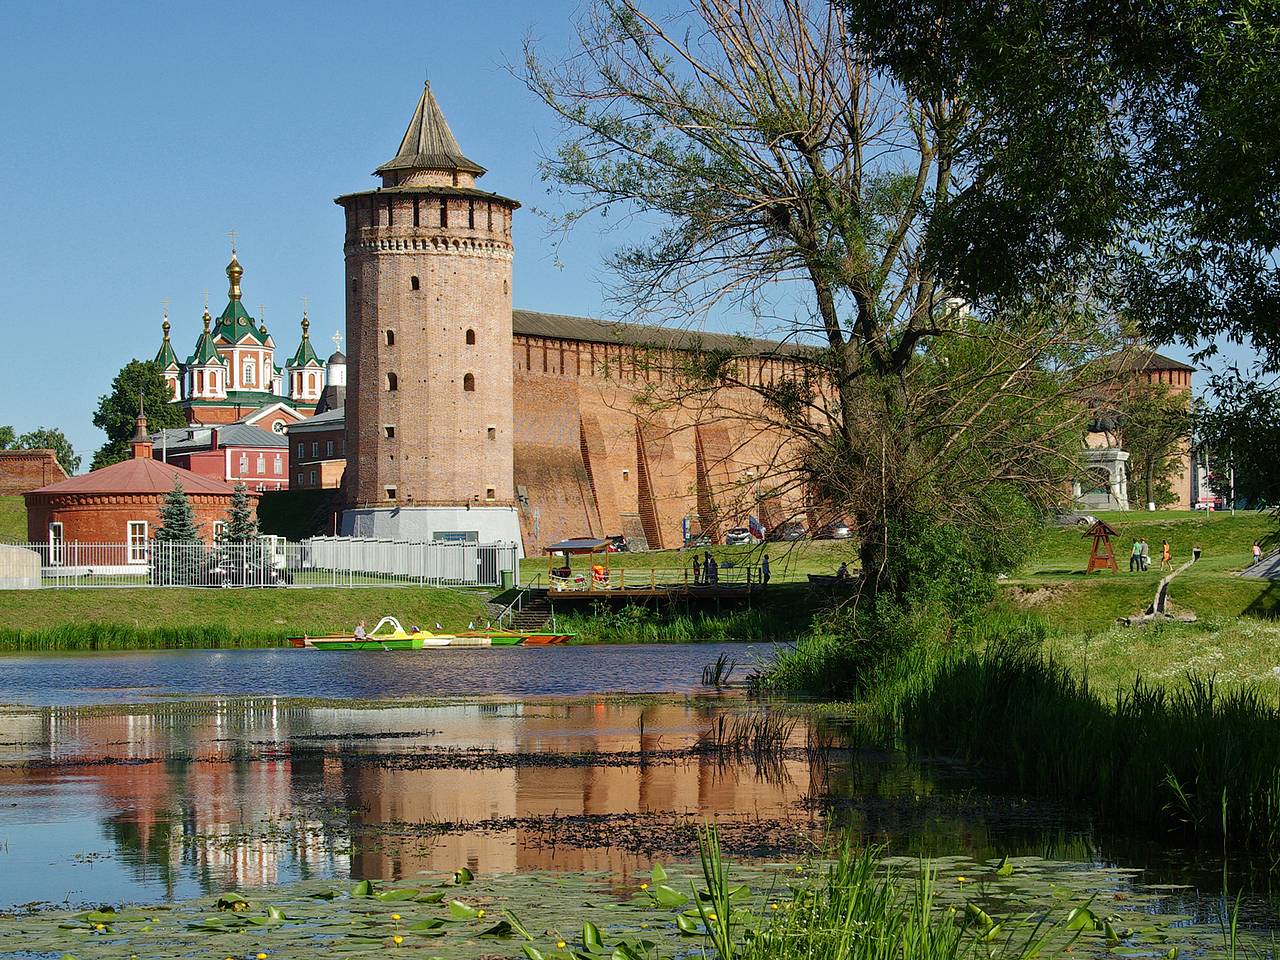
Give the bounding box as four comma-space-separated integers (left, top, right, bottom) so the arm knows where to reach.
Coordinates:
151, 423, 290, 492
24, 414, 247, 549
0, 450, 67, 496
286, 409, 346, 490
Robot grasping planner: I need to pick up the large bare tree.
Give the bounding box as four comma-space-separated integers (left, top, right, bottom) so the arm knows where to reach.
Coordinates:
526, 0, 1118, 595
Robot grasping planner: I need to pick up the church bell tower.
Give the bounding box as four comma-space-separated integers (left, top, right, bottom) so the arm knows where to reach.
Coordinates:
335, 82, 520, 545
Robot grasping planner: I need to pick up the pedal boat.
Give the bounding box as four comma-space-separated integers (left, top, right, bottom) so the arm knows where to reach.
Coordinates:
289, 616, 460, 650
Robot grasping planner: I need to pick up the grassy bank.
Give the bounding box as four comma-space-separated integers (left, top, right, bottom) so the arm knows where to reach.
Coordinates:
887, 641, 1280, 854
0, 586, 489, 651
0, 495, 24, 541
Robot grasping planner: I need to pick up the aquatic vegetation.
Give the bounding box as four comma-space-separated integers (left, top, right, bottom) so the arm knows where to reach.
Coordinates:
892, 644, 1280, 853
3, 827, 1255, 960
0, 621, 288, 650
702, 652, 737, 687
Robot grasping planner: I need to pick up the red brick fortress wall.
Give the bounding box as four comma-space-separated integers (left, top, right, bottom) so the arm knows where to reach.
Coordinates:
0, 451, 68, 495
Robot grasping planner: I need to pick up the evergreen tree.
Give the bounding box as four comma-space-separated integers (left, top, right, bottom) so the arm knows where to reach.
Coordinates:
219, 483, 259, 543
155, 479, 201, 542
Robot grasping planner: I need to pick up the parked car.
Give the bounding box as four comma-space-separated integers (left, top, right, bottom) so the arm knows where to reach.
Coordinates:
813, 522, 852, 540
723, 526, 758, 546
684, 533, 713, 549
1052, 511, 1098, 527
766, 521, 806, 542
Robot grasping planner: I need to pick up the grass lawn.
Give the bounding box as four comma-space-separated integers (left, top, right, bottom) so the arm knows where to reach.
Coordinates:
518, 537, 858, 584
0, 585, 491, 647
0, 496, 26, 542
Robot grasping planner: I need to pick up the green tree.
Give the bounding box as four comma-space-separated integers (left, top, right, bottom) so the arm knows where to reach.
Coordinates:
525, 0, 1114, 605
1113, 383, 1195, 509
15, 426, 81, 475
155, 479, 201, 542
219, 483, 259, 543
92, 360, 185, 469
1200, 375, 1280, 509
0, 426, 14, 450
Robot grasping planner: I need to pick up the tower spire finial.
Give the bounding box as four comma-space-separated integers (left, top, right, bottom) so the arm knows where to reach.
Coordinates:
161, 299, 171, 340
226, 247, 244, 302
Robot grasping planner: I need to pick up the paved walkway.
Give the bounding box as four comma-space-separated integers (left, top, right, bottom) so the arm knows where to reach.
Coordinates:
1239, 552, 1280, 580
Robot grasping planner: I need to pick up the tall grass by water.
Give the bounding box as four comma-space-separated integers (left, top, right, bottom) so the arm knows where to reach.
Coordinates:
0, 623, 289, 651
892, 643, 1280, 853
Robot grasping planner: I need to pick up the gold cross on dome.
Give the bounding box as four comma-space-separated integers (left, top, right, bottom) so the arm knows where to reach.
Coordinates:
301, 295, 310, 317
226, 230, 238, 254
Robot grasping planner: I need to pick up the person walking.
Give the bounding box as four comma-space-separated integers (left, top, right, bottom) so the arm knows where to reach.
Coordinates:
1254, 541, 1264, 565
1140, 538, 1151, 572
1193, 543, 1203, 562
702, 553, 712, 583
761, 553, 771, 587
1130, 539, 1142, 572
1160, 539, 1171, 571
692, 552, 702, 584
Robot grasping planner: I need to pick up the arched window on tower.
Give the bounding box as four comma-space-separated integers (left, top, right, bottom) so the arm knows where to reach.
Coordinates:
463, 373, 475, 393
386, 372, 398, 392
243, 358, 255, 387
410, 276, 420, 291
439, 198, 448, 227
385, 330, 395, 346
465, 329, 476, 345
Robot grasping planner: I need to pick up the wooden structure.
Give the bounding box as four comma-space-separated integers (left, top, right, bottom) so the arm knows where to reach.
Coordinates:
1084, 519, 1120, 574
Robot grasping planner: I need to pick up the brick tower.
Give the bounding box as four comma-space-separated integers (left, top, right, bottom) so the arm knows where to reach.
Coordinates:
335, 82, 521, 546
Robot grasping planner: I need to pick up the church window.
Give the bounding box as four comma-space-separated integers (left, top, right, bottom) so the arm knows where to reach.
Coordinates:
274, 454, 282, 475
463, 373, 475, 392
307, 373, 315, 393
465, 328, 476, 345
468, 200, 475, 229
196, 370, 204, 393
384, 425, 396, 439
127, 521, 148, 563
439, 198, 448, 227
243, 359, 255, 386
239, 453, 249, 473
385, 330, 395, 346
256, 453, 266, 474
386, 372, 398, 391
410, 276, 420, 291
413, 198, 420, 227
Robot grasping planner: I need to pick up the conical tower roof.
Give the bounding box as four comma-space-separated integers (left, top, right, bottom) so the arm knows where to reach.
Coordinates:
375, 82, 486, 177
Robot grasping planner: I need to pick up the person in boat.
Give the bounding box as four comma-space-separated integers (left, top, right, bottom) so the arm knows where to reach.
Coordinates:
409, 625, 422, 635
354, 620, 367, 640
835, 562, 850, 581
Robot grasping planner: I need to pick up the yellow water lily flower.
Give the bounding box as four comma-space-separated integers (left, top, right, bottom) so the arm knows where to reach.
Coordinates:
393, 935, 404, 945
557, 940, 567, 949
477, 909, 485, 918
257, 954, 268, 960
94, 924, 105, 932
771, 903, 779, 911
956, 876, 968, 884
390, 913, 401, 921
640, 882, 649, 890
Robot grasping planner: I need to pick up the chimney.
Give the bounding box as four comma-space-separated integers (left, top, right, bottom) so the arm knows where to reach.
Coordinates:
210, 427, 219, 450
130, 392, 154, 461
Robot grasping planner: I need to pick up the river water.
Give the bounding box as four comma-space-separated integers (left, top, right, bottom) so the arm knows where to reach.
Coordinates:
0, 644, 1266, 939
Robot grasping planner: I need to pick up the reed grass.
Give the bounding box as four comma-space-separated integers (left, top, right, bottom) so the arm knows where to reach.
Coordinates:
891, 643, 1280, 853
0, 622, 290, 651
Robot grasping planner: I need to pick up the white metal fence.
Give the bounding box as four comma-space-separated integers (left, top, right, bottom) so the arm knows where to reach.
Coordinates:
3, 538, 520, 589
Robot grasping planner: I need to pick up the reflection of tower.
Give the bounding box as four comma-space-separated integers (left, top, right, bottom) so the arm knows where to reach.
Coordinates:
336, 82, 521, 545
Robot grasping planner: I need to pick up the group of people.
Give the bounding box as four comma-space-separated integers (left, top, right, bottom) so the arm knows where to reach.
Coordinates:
690, 551, 773, 586
1129, 538, 1204, 573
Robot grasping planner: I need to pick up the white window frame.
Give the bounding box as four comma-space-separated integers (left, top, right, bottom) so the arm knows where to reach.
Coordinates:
48, 522, 63, 566
239, 453, 249, 474
309, 470, 317, 486
297, 441, 304, 457
127, 521, 148, 564
213, 520, 227, 541
243, 357, 255, 386
273, 454, 283, 475
256, 453, 266, 474
325, 439, 334, 458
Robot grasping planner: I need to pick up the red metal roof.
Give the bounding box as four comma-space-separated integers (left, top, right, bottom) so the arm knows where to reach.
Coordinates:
27, 456, 239, 497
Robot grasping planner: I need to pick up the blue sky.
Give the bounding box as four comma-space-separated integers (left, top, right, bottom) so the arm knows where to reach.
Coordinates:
0, 1, 1244, 466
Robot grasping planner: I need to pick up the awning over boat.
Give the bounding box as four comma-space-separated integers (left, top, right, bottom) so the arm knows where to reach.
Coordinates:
544, 537, 610, 554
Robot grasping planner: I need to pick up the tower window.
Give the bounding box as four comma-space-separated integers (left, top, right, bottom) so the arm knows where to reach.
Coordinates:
465, 328, 476, 345
386, 372, 398, 391
352, 279, 359, 294
463, 373, 475, 392
487, 426, 496, 440
384, 425, 396, 439
468, 200, 475, 229
385, 486, 397, 500
487, 203, 493, 230
385, 329, 395, 346
439, 198, 448, 227
413, 198, 420, 227
410, 276, 420, 291
485, 487, 495, 501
